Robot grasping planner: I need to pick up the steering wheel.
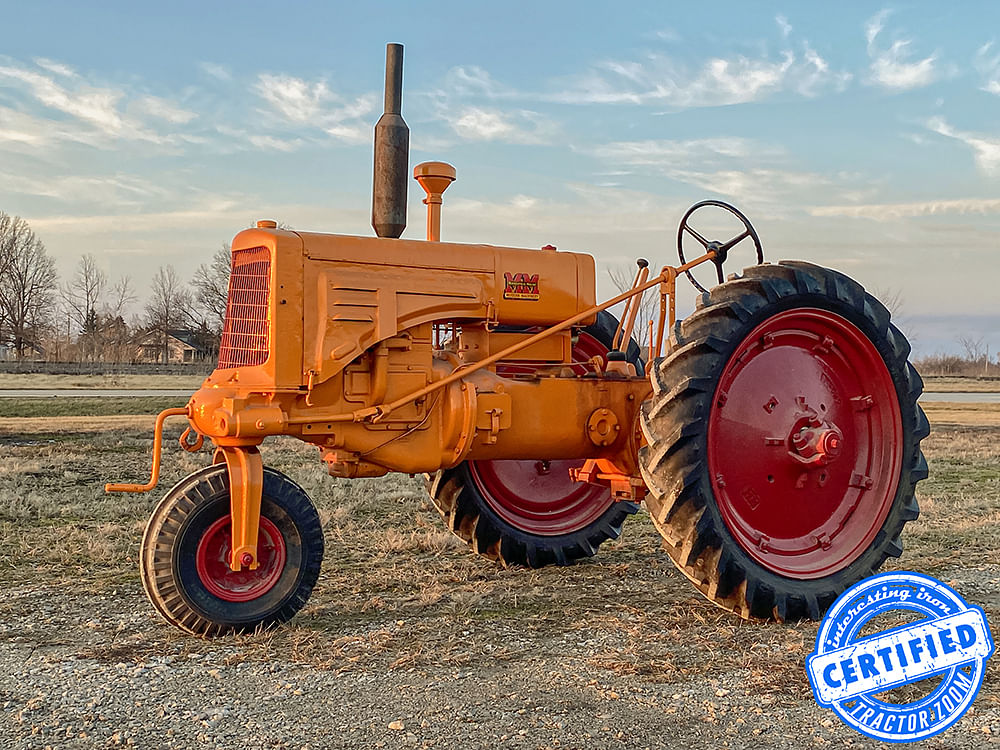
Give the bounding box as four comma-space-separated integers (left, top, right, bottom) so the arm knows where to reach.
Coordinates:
676, 200, 764, 294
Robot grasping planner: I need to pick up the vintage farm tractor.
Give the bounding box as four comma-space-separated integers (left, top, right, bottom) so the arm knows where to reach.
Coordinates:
107, 45, 928, 636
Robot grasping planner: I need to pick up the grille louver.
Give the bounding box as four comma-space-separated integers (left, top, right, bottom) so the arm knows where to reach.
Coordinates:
217, 246, 271, 369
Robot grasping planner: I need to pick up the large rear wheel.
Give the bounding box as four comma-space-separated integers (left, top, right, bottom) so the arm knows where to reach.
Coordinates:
640, 262, 928, 620
140, 464, 324, 636
428, 312, 642, 567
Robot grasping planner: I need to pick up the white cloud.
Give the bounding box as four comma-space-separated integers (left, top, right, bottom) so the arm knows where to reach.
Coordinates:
450, 107, 553, 144
0, 106, 57, 147
865, 10, 890, 47
590, 137, 826, 207
134, 95, 197, 124
199, 62, 231, 81
864, 10, 938, 90
671, 168, 829, 206
33, 58, 77, 79
0, 102, 131, 150
29, 199, 248, 234
0, 171, 170, 205
810, 197, 1000, 220
446, 184, 680, 237
776, 15, 793, 39
432, 24, 848, 113
593, 137, 764, 165
550, 43, 849, 108
926, 117, 1000, 173
0, 60, 202, 148
0, 64, 127, 134
253, 73, 376, 144
440, 66, 513, 99
248, 134, 304, 152
453, 108, 512, 140
649, 28, 680, 43
254, 74, 331, 122
975, 42, 1000, 95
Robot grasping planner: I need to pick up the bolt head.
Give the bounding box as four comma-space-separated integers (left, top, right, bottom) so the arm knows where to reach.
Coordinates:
240, 552, 254, 567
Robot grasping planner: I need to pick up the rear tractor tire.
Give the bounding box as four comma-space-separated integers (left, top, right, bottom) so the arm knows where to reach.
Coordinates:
428, 311, 642, 568
640, 261, 928, 621
140, 464, 324, 636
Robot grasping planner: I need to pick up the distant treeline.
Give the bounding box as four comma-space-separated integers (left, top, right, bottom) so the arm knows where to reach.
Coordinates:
0, 210, 229, 363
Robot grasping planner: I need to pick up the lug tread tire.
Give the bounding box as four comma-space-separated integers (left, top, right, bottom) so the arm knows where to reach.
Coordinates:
639, 262, 928, 621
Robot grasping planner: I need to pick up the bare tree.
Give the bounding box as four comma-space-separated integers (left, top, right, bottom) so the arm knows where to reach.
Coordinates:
959, 335, 987, 362
874, 287, 904, 317
63, 254, 106, 329
0, 213, 17, 281
97, 275, 139, 363
191, 243, 231, 334
145, 265, 192, 364
0, 213, 57, 358
107, 275, 137, 319
607, 262, 657, 348
62, 254, 108, 361
874, 286, 918, 350
0, 212, 27, 338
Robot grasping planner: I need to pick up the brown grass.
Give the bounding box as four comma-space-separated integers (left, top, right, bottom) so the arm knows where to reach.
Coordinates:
919, 402, 1000, 427
0, 414, 159, 433
0, 400, 997, 719
920, 375, 1000, 393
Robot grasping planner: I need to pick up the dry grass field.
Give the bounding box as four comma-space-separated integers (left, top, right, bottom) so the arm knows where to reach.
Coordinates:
0, 371, 994, 393
921, 375, 1000, 393
0, 394, 998, 748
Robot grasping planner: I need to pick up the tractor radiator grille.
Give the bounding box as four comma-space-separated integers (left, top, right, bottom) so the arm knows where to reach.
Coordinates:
217, 246, 271, 369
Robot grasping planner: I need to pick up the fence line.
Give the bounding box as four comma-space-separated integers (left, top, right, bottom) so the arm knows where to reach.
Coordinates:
0, 361, 213, 376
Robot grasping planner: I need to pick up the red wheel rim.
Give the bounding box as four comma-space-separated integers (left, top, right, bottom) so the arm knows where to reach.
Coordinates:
195, 516, 287, 601
469, 331, 616, 536
707, 308, 902, 579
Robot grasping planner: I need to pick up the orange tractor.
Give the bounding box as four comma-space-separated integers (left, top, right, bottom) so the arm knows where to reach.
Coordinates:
108, 45, 928, 636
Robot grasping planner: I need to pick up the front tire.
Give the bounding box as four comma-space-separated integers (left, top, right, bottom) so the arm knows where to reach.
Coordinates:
140, 464, 324, 636
640, 262, 928, 621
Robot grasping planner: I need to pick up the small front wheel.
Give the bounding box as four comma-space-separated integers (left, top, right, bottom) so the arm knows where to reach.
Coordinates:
140, 464, 324, 636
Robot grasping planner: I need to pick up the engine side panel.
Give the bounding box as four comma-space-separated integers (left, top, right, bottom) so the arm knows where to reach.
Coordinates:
297, 232, 595, 384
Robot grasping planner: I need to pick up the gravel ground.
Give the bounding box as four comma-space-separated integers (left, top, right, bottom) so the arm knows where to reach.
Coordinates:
2, 581, 997, 750
1, 424, 998, 749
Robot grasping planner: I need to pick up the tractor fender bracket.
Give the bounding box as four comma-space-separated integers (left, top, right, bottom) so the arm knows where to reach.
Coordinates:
221, 446, 264, 572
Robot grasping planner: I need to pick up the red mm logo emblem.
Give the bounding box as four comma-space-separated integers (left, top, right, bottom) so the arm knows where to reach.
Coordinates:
503, 272, 540, 300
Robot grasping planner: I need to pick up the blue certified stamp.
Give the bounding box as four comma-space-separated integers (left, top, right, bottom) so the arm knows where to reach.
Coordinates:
806, 571, 994, 742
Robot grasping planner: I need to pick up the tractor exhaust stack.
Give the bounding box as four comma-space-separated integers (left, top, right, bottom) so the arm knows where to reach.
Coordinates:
371, 43, 409, 239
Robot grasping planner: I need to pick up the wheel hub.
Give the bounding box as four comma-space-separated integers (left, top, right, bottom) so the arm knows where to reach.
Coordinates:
788, 401, 844, 466
195, 516, 287, 602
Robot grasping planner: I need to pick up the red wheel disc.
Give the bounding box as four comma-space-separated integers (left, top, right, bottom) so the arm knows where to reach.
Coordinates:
195, 516, 287, 602
707, 308, 902, 579
469, 330, 616, 536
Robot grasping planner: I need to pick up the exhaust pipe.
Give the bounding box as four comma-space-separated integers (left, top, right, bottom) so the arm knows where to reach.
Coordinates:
371, 43, 409, 239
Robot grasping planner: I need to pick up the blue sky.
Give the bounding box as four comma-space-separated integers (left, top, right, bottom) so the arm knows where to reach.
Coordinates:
1, 1, 999, 354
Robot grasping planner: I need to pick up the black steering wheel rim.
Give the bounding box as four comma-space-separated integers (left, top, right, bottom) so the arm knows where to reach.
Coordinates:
677, 200, 764, 294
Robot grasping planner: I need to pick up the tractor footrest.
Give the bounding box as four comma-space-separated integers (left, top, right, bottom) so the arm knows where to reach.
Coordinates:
569, 458, 647, 502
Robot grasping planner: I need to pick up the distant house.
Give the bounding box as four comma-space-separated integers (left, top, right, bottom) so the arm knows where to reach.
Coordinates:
135, 329, 210, 364
0, 338, 46, 361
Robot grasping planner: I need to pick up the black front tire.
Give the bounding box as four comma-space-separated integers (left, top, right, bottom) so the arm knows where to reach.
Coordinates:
140, 464, 324, 636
